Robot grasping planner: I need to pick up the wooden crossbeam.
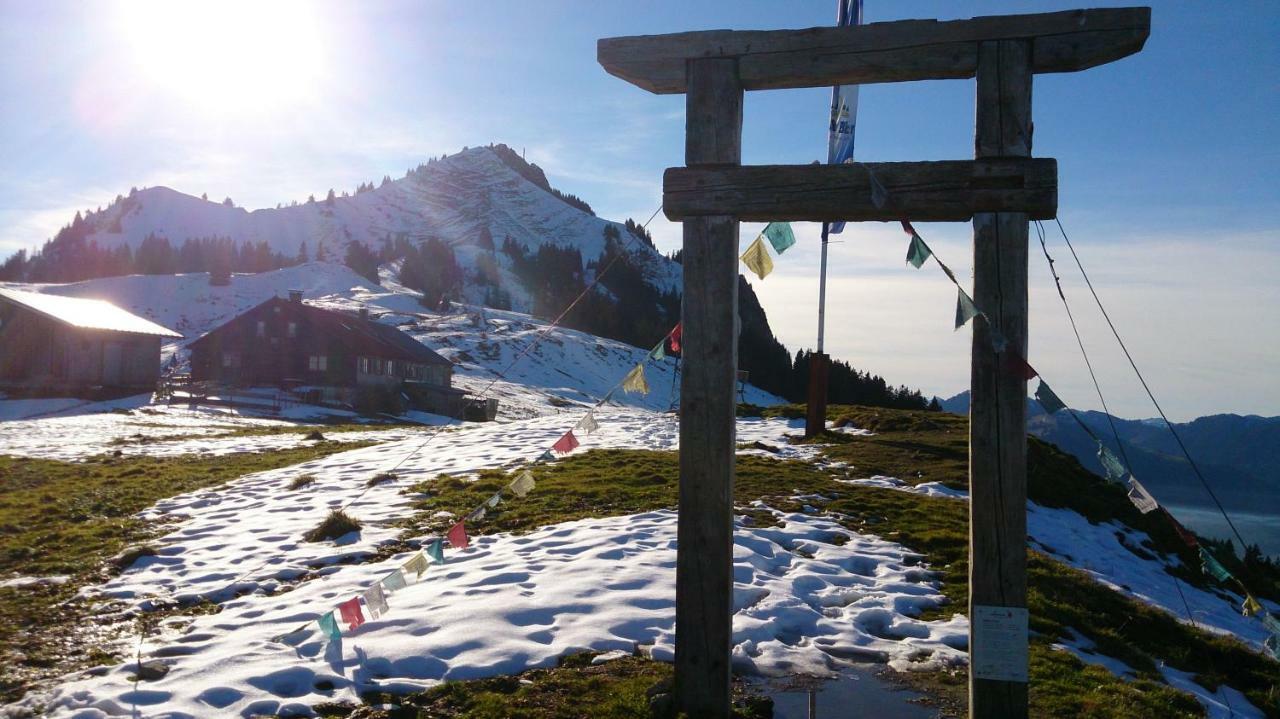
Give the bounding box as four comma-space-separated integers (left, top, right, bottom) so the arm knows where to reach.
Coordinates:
598, 7, 1149, 94
663, 159, 1057, 222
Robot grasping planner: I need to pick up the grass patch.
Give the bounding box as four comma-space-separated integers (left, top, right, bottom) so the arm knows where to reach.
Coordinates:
0, 441, 369, 703
315, 652, 770, 719
304, 510, 363, 543
366, 472, 398, 488
399, 405, 1280, 717
288, 474, 318, 490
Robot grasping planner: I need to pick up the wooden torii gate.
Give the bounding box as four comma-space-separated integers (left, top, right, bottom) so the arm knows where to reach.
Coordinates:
598, 8, 1149, 718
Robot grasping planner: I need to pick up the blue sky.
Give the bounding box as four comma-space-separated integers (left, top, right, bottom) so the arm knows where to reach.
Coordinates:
1, 1, 1276, 420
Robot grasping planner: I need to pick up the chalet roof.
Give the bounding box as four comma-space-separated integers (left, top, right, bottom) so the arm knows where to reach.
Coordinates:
190, 297, 452, 366
0, 288, 182, 338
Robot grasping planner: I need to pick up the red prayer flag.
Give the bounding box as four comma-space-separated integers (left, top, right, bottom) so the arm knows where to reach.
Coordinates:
1162, 509, 1199, 548
447, 521, 469, 549
668, 323, 682, 353
1003, 351, 1038, 381
338, 596, 365, 631
552, 430, 580, 455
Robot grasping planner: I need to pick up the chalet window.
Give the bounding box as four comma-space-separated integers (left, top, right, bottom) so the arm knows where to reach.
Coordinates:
222, 352, 241, 368
308, 355, 328, 371
387, 360, 395, 376
287, 322, 297, 338
256, 321, 266, 337
359, 357, 370, 374
375, 358, 385, 374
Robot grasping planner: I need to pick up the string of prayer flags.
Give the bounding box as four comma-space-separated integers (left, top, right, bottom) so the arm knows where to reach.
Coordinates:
902, 222, 933, 269
318, 611, 341, 642
447, 521, 469, 549
510, 470, 536, 498
1162, 509, 1200, 549
1242, 594, 1265, 617
669, 323, 682, 353
576, 410, 599, 435
552, 430, 580, 454
1199, 548, 1233, 583
1034, 380, 1067, 415
761, 222, 796, 255
1003, 351, 1038, 381
338, 597, 366, 631
955, 288, 982, 329
1126, 477, 1159, 514
402, 552, 428, 579
426, 538, 445, 564
740, 235, 774, 280
622, 364, 649, 395
381, 568, 407, 592
362, 583, 388, 619
1097, 443, 1128, 483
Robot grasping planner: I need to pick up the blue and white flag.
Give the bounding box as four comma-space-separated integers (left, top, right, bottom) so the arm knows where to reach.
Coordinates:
827, 0, 863, 234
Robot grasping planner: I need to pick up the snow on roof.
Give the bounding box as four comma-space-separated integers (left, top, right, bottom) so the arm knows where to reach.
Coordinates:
0, 288, 182, 338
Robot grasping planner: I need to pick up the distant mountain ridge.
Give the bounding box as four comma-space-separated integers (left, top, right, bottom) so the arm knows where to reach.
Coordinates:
939, 390, 1280, 516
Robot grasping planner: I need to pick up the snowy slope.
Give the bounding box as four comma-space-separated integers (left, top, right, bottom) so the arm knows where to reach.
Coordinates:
72, 146, 680, 306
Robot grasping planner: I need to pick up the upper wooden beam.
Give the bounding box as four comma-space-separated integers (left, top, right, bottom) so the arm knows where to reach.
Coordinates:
663, 159, 1057, 222
598, 7, 1149, 94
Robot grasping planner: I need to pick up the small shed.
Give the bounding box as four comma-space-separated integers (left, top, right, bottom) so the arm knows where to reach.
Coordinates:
0, 288, 182, 397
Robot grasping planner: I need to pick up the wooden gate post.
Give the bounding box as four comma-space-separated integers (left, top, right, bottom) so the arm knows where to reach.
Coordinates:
969, 39, 1033, 719
675, 57, 742, 719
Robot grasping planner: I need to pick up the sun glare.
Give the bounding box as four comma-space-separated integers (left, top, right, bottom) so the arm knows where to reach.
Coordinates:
116, 0, 326, 114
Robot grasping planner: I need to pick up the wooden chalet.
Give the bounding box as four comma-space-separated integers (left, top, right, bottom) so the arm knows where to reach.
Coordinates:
0, 287, 182, 397
187, 291, 475, 416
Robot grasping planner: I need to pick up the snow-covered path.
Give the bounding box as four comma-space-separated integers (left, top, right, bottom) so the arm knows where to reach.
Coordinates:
10, 410, 974, 718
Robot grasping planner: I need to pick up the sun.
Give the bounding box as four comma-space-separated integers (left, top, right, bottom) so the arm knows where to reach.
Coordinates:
115, 0, 326, 114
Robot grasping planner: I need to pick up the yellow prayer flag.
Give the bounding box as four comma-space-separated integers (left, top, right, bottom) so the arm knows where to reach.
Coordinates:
740, 236, 773, 280
1243, 594, 1264, 617
510, 470, 536, 498
622, 363, 649, 395
402, 552, 429, 579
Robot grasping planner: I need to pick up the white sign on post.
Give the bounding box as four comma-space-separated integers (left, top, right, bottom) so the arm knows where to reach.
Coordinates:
972, 605, 1029, 682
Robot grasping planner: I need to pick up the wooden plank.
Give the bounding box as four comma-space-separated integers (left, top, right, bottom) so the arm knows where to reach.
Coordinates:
663, 159, 1057, 222
598, 7, 1149, 94
969, 39, 1032, 719
674, 57, 741, 719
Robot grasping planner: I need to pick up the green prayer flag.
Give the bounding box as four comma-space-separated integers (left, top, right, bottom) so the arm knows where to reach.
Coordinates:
905, 232, 932, 269
1035, 380, 1067, 415
955, 288, 981, 330
649, 343, 666, 361
762, 222, 796, 255
1262, 612, 1280, 635
426, 538, 445, 564
318, 611, 341, 641
740, 235, 774, 280
1097, 443, 1127, 483
1200, 548, 1233, 583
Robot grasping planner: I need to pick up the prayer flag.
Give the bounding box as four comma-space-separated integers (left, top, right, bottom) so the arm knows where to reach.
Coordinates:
538, 450, 554, 462
906, 225, 936, 267
762, 222, 796, 255
955, 288, 981, 329
510, 470, 536, 498
1200, 548, 1232, 583
1263, 612, 1280, 635
988, 326, 1009, 353
1035, 380, 1067, 415
362, 583, 388, 619
622, 364, 649, 395
317, 611, 341, 641
402, 552, 428, 579
486, 492, 502, 509
1126, 477, 1159, 514
1265, 633, 1280, 660
552, 430, 580, 454
1162, 510, 1199, 548
669, 323, 682, 353
649, 343, 666, 361
426, 538, 445, 564
381, 568, 407, 592
740, 236, 774, 280
338, 597, 365, 631
466, 505, 487, 522
447, 521, 469, 549
576, 410, 599, 435
1097, 443, 1127, 483
1003, 352, 1038, 381
1243, 594, 1264, 617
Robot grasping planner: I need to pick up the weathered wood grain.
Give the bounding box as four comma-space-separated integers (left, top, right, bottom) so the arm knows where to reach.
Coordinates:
598, 7, 1149, 94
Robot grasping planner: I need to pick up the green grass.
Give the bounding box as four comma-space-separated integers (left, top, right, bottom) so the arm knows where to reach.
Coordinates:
106, 421, 419, 448
396, 405, 1280, 718
316, 652, 770, 719
0, 442, 370, 703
